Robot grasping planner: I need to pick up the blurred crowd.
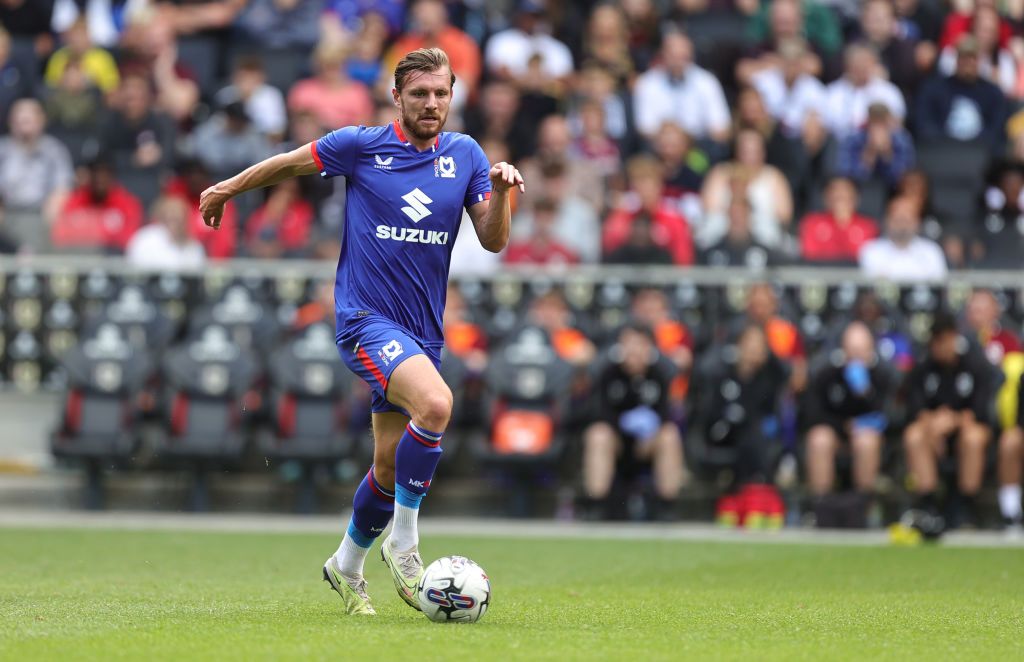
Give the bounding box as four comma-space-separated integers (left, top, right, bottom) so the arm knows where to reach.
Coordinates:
0, 0, 1022, 273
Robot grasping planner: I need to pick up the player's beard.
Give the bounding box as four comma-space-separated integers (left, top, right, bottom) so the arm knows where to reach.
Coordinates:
403, 107, 447, 142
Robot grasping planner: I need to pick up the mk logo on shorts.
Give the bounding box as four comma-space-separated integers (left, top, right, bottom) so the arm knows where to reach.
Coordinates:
379, 339, 404, 366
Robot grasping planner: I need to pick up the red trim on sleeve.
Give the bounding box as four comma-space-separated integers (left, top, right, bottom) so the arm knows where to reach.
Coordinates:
483, 191, 491, 200
310, 141, 324, 172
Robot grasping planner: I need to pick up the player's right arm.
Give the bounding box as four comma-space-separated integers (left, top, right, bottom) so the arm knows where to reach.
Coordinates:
200, 143, 319, 229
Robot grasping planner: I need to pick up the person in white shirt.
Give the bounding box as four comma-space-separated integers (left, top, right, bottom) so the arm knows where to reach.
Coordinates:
484, 0, 574, 83
858, 197, 947, 281
214, 56, 288, 139
824, 43, 906, 139
633, 29, 731, 144
126, 196, 206, 270
751, 38, 827, 139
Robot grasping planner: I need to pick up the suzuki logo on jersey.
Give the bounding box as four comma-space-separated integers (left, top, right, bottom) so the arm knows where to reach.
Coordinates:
379, 339, 404, 366
436, 156, 456, 178
376, 226, 449, 245
400, 187, 433, 222
374, 154, 393, 170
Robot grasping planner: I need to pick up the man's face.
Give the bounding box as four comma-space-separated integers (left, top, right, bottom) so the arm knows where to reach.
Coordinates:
862, 1, 893, 42
620, 329, 653, 376
88, 166, 113, 200
842, 322, 875, 363
9, 101, 44, 141
412, 0, 447, 36
771, 0, 801, 39
956, 52, 979, 81
661, 34, 692, 77
886, 202, 919, 244
966, 292, 999, 330
826, 179, 857, 217
847, 48, 874, 86
393, 67, 452, 142
747, 286, 776, 323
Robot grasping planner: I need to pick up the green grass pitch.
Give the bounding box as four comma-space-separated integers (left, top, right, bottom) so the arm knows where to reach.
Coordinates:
2, 527, 1023, 661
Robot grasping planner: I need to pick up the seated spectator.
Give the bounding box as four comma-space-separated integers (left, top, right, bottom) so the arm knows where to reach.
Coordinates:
214, 56, 287, 140
603, 211, 675, 265
859, 197, 947, 281
835, 103, 915, 188
517, 115, 603, 211
633, 29, 731, 145
964, 288, 1021, 366
504, 198, 579, 266
527, 290, 595, 367
234, 0, 321, 54
484, 1, 574, 93
800, 177, 880, 264
51, 158, 143, 254
972, 163, 1024, 268
99, 73, 176, 209
603, 155, 694, 265
727, 282, 807, 392
915, 35, 1007, 147
163, 159, 237, 259
244, 178, 314, 259
630, 287, 695, 381
699, 196, 780, 269
903, 313, 995, 528
116, 9, 200, 123
939, 0, 1013, 52
689, 324, 789, 524
443, 284, 488, 375
580, 2, 633, 86
654, 121, 709, 196
895, 0, 944, 45
192, 101, 272, 183
287, 41, 373, 130
824, 43, 906, 139
125, 195, 205, 270
828, 290, 915, 372
44, 16, 119, 93
463, 80, 535, 162
41, 56, 105, 164
569, 99, 621, 180
569, 62, 634, 150
699, 128, 793, 250
804, 322, 895, 528
744, 0, 842, 74
582, 323, 684, 520
750, 38, 827, 141
938, 6, 1016, 97
855, 0, 922, 95
0, 98, 74, 252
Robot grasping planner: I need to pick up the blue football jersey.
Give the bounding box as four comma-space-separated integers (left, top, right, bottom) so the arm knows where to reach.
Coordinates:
313, 121, 492, 345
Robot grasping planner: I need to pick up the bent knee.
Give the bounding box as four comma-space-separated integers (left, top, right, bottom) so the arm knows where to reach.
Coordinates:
415, 388, 453, 431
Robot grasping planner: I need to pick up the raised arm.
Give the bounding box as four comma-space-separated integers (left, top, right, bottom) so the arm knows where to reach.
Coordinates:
466, 161, 525, 253
199, 143, 319, 229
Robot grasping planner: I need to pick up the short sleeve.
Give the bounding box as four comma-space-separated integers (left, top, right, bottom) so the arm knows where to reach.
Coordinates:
464, 139, 492, 209
313, 126, 360, 179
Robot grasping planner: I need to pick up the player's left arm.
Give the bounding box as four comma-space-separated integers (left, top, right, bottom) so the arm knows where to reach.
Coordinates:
467, 162, 525, 253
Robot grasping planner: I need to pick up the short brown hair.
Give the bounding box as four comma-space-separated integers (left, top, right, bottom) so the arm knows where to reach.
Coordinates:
394, 47, 455, 92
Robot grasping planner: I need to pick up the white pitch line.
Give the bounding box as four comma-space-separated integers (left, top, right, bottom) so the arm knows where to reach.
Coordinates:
0, 509, 1022, 549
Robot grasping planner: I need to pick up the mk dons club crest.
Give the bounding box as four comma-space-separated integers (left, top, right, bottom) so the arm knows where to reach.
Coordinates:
437, 156, 456, 178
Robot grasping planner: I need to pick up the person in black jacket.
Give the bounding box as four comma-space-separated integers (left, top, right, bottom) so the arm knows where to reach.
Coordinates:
804, 322, 895, 525
903, 313, 995, 525
582, 323, 684, 518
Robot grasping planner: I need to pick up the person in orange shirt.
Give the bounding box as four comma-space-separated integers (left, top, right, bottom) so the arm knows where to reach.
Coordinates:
728, 282, 807, 392
630, 287, 694, 408
443, 284, 488, 374
527, 290, 595, 367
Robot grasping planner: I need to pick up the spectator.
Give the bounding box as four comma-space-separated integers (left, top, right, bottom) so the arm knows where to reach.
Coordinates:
699, 127, 793, 250
234, 0, 321, 53
518, 114, 603, 211
0, 98, 74, 252
630, 287, 695, 380
915, 35, 1007, 147
972, 163, 1024, 268
442, 284, 488, 375
214, 56, 287, 140
527, 290, 596, 367
804, 322, 895, 528
44, 16, 119, 93
99, 73, 176, 209
903, 312, 995, 528
51, 0, 147, 48
117, 9, 200, 123
799, 177, 879, 264
463, 80, 535, 161
603, 211, 675, 265
569, 99, 620, 180
700, 196, 780, 269
938, 7, 1017, 97
344, 11, 389, 89
633, 30, 731, 145
603, 155, 694, 265
386, 0, 481, 114
244, 178, 314, 259
939, 0, 1013, 52
191, 101, 272, 183
745, 0, 843, 67
824, 43, 906, 139
511, 160, 600, 263
728, 282, 807, 392
51, 157, 143, 254
859, 197, 947, 281
855, 0, 921, 95
570, 61, 634, 150
504, 197, 579, 266
580, 3, 633, 86
287, 41, 374, 131
689, 324, 789, 522
484, 0, 574, 91
828, 290, 915, 372
163, 159, 237, 259
320, 0, 405, 40
895, 0, 944, 45
582, 323, 685, 519
964, 288, 1021, 366
653, 120, 709, 196
41, 55, 105, 164
750, 38, 827, 141
0, 27, 32, 129
125, 194, 205, 269
835, 103, 916, 187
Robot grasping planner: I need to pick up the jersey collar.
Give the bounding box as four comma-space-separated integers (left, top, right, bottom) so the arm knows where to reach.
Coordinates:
393, 120, 440, 152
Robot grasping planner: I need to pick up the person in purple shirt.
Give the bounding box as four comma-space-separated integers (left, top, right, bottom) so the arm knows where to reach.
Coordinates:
199, 47, 524, 617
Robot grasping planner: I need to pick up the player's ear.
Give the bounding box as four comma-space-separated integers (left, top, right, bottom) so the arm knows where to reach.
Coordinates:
392, 87, 400, 108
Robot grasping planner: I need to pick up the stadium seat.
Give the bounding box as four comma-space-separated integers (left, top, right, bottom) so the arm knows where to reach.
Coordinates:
50, 323, 154, 509
917, 139, 990, 233
258, 322, 355, 513
156, 324, 259, 511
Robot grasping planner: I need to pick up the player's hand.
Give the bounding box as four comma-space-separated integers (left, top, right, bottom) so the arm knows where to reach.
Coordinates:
199, 185, 229, 230
489, 162, 525, 194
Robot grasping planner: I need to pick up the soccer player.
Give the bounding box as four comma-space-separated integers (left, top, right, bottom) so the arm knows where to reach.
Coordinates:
198, 48, 524, 615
